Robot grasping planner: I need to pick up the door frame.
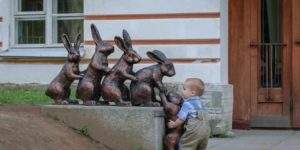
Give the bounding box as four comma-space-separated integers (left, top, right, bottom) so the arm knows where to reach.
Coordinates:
229, 0, 300, 129
249, 0, 292, 128
291, 0, 300, 128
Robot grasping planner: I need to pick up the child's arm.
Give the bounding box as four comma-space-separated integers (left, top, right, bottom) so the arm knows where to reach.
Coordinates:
168, 101, 189, 128
168, 118, 184, 128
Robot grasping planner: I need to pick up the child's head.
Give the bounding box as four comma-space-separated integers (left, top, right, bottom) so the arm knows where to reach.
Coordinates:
182, 78, 204, 99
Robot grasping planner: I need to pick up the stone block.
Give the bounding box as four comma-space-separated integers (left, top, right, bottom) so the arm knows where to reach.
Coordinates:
42, 105, 165, 150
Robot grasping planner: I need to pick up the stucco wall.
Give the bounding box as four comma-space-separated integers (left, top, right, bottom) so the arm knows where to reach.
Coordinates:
0, 0, 228, 85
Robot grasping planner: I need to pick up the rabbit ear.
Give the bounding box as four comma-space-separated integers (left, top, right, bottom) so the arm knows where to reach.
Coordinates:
74, 33, 81, 50
147, 51, 164, 63
147, 50, 167, 63
114, 36, 128, 53
91, 24, 103, 45
62, 34, 71, 52
122, 29, 132, 48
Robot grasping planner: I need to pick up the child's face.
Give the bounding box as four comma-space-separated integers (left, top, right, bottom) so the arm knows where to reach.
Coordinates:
182, 82, 195, 99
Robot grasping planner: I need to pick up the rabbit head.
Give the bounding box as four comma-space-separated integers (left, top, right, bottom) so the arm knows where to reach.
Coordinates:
147, 50, 175, 77
91, 24, 114, 56
167, 92, 183, 106
114, 29, 142, 64
62, 33, 81, 63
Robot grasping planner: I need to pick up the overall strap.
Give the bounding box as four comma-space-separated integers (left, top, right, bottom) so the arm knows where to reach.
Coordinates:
189, 100, 206, 120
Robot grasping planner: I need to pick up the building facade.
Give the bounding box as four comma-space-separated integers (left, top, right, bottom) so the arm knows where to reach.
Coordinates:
2, 0, 299, 130
0, 0, 227, 84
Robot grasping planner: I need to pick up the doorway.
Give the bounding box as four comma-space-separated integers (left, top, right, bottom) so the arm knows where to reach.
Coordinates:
229, 0, 300, 128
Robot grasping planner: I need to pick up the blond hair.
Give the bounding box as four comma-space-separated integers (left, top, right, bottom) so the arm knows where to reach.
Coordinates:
185, 78, 205, 96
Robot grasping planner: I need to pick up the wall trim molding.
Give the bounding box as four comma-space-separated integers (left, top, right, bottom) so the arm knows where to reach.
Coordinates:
84, 39, 220, 46
0, 58, 220, 64
85, 13, 220, 20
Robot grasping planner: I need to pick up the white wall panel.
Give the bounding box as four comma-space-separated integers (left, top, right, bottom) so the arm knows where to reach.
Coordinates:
84, 44, 220, 59
84, 0, 220, 15
0, 63, 220, 84
0, 23, 2, 42
134, 63, 221, 83
220, 0, 229, 84
84, 19, 220, 40
0, 0, 10, 50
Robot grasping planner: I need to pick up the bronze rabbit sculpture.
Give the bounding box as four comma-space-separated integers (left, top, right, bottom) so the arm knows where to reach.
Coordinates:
130, 50, 175, 106
101, 30, 142, 106
45, 34, 82, 105
76, 24, 114, 105
160, 92, 184, 150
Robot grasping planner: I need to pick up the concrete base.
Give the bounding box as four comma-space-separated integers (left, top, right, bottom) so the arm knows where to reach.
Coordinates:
42, 105, 165, 150
2, 83, 233, 136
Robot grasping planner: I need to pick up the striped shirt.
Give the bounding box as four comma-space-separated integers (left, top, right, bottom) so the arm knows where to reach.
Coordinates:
177, 96, 205, 121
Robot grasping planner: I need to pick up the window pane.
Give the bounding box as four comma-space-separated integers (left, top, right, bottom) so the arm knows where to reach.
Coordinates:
261, 0, 282, 43
18, 20, 45, 44
53, 19, 83, 43
19, 0, 43, 12
260, 0, 282, 88
53, 0, 83, 14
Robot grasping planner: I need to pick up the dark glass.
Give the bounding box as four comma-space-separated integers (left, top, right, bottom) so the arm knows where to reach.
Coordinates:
18, 20, 45, 44
55, 0, 83, 13
260, 0, 282, 88
19, 0, 43, 12
55, 19, 83, 43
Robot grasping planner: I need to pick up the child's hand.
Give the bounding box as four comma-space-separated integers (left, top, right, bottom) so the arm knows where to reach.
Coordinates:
168, 120, 176, 128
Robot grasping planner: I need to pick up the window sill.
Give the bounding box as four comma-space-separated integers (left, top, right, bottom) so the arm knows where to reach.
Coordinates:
0, 47, 85, 59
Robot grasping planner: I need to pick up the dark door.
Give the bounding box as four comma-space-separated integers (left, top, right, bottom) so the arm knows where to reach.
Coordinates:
250, 0, 291, 127
229, 0, 300, 128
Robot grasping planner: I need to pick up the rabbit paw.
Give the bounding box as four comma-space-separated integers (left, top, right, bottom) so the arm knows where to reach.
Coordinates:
160, 87, 167, 94
117, 101, 132, 106
96, 101, 110, 105
53, 100, 69, 105
132, 76, 138, 81
61, 100, 69, 105
152, 102, 161, 107
84, 100, 97, 106
104, 68, 112, 74
67, 99, 79, 105
79, 74, 84, 79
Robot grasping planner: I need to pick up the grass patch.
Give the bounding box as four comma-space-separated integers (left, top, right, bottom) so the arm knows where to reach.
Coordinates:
69, 126, 93, 140
0, 87, 78, 105
46, 114, 61, 122
46, 114, 92, 140
134, 145, 145, 150
0, 90, 52, 105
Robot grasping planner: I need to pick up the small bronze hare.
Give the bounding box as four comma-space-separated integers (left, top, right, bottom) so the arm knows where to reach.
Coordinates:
130, 50, 175, 106
76, 24, 114, 105
45, 34, 82, 105
160, 92, 184, 150
101, 29, 142, 106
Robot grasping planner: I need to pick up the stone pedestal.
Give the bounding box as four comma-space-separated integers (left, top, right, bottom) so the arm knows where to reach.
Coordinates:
42, 105, 165, 150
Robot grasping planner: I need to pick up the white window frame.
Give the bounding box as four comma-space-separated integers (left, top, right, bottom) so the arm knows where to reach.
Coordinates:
10, 0, 84, 49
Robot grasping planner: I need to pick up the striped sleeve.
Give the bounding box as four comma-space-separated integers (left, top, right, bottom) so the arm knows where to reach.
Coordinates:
177, 102, 190, 121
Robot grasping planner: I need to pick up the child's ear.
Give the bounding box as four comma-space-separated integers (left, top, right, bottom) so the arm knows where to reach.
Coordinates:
191, 91, 196, 96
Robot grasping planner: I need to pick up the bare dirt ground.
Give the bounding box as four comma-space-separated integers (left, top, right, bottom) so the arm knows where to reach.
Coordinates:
0, 105, 110, 150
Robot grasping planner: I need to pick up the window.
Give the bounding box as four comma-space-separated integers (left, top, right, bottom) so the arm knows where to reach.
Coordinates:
12, 0, 83, 47
260, 0, 282, 88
